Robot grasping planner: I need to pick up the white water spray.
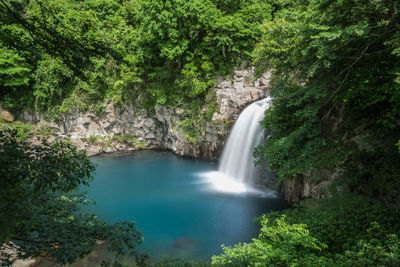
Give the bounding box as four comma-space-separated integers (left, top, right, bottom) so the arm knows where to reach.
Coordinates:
219, 97, 271, 183
201, 97, 275, 195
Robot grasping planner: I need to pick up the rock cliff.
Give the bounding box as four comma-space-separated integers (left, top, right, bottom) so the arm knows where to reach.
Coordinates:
20, 68, 271, 160
3, 68, 340, 204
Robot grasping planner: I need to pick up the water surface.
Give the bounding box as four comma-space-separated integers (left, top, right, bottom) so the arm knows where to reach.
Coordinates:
85, 151, 286, 261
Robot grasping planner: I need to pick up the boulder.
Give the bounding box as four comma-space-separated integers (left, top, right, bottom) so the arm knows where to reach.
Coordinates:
0, 109, 15, 122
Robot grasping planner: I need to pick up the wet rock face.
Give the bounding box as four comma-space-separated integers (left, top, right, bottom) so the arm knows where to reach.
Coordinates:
21, 67, 271, 159
281, 168, 342, 203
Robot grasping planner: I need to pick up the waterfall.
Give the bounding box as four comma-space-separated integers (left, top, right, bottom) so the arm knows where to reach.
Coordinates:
218, 97, 271, 184
200, 97, 275, 195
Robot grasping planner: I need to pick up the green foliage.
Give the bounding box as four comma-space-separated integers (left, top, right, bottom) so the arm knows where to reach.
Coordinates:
213, 193, 400, 267
86, 134, 147, 148
176, 103, 209, 144
254, 79, 326, 183
119, 134, 148, 147
1, 0, 118, 77
265, 192, 400, 255
1, 0, 273, 114
33, 55, 74, 111
36, 122, 54, 139
253, 0, 400, 200
0, 120, 34, 141
136, 0, 272, 105
0, 129, 143, 265
88, 135, 101, 144
212, 216, 330, 266
3, 192, 143, 265
0, 120, 55, 141
0, 128, 94, 241
112, 134, 141, 145
203, 89, 218, 122
0, 44, 33, 110
337, 231, 400, 266
176, 117, 200, 143
175, 90, 221, 144
93, 102, 106, 116
0, 46, 30, 88
152, 256, 211, 267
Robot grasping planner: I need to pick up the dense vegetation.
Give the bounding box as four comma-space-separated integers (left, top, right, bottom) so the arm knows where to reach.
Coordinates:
213, 193, 400, 266
0, 129, 144, 266
0, 0, 272, 114
253, 0, 400, 206
1, 0, 400, 266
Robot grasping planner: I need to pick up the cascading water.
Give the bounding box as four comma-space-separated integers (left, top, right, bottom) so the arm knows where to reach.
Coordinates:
219, 97, 271, 183
201, 97, 276, 195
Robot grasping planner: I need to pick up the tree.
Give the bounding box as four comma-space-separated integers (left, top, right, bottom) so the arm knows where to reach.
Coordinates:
0, 129, 143, 265
253, 0, 400, 203
135, 0, 272, 104
0, 46, 30, 89
265, 192, 400, 256
212, 216, 331, 266
0, 0, 118, 77
1, 0, 274, 113
212, 194, 400, 267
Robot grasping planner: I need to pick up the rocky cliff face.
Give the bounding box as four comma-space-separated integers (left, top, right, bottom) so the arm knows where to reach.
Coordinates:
20, 68, 271, 160
4, 68, 340, 204
281, 169, 343, 203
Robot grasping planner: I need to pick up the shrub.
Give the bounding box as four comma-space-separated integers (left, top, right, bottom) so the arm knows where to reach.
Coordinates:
212, 216, 331, 266
265, 192, 400, 255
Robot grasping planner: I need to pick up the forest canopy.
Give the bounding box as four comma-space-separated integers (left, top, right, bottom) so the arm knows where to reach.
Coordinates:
0, 0, 272, 112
